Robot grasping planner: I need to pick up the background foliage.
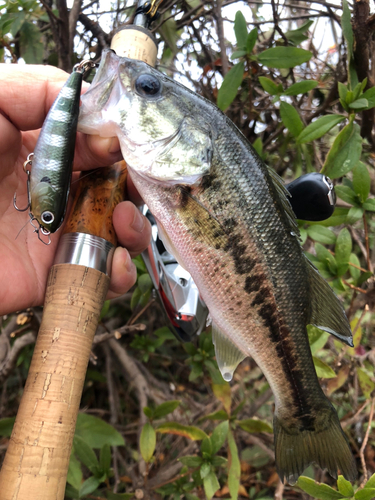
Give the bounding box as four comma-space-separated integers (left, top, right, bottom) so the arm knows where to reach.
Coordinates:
0, 0, 375, 499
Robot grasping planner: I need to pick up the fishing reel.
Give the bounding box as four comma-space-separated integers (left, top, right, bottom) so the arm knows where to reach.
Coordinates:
142, 172, 336, 342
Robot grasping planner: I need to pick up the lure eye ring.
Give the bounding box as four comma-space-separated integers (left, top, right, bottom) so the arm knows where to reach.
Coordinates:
135, 73, 161, 97
41, 211, 55, 225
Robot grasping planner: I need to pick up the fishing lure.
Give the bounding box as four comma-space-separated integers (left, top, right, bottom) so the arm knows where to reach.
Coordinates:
14, 59, 97, 244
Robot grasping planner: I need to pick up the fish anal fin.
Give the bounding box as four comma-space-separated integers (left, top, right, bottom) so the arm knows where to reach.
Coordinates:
307, 258, 353, 347
274, 408, 357, 484
212, 323, 247, 382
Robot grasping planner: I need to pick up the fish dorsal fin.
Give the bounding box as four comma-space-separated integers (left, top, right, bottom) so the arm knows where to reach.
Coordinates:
266, 166, 300, 237
306, 258, 353, 346
212, 323, 247, 382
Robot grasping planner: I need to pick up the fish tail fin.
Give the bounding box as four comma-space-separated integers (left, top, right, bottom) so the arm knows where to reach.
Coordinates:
274, 407, 357, 484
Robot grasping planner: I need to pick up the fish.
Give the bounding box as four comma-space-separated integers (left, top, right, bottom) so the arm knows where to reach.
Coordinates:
28, 61, 95, 235
78, 49, 357, 484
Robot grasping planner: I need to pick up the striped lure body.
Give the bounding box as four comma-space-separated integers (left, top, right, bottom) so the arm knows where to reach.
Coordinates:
78, 51, 357, 483
29, 69, 83, 233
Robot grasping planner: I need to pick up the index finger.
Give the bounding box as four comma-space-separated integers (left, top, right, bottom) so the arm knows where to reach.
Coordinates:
0, 63, 123, 170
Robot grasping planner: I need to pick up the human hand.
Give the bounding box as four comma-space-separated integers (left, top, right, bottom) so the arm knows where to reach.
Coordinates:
0, 64, 150, 315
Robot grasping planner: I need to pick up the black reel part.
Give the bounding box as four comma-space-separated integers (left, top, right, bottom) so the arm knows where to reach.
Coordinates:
285, 172, 336, 222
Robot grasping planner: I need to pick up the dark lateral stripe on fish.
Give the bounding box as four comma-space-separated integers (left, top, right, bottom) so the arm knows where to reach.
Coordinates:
254, 298, 315, 425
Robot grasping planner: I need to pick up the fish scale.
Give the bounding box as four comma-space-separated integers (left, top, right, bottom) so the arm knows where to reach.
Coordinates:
78, 49, 357, 484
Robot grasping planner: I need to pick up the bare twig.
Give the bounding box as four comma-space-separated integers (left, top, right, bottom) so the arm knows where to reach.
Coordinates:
214, 0, 229, 75
0, 332, 36, 383
359, 398, 375, 487
274, 479, 284, 500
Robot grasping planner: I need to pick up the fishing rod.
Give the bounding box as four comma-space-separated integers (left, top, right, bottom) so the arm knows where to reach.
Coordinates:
0, 2, 160, 498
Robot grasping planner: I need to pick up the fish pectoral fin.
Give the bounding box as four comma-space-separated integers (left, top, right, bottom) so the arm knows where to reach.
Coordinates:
212, 323, 247, 382
306, 258, 353, 347
274, 407, 357, 484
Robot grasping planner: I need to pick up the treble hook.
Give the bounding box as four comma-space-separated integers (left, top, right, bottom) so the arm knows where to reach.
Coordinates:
74, 59, 98, 74
13, 153, 33, 212
29, 215, 51, 246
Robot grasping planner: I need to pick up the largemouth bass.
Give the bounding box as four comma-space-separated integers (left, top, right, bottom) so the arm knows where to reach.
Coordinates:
78, 49, 356, 483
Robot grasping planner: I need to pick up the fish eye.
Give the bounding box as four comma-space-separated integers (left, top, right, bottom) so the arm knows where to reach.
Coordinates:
41, 211, 54, 224
135, 74, 161, 97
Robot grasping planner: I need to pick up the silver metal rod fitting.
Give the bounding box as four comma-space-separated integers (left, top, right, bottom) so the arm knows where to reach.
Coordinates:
53, 233, 115, 275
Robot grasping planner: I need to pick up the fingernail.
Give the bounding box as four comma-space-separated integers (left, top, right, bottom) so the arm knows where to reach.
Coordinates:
123, 249, 135, 273
108, 137, 121, 154
131, 208, 145, 233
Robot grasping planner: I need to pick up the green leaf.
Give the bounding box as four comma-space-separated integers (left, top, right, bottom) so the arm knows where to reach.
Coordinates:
306, 207, 349, 227
156, 422, 208, 440
284, 80, 318, 96
19, 21, 43, 63
0, 417, 15, 437
313, 357, 336, 379
285, 20, 314, 44
335, 185, 358, 206
204, 410, 229, 421
258, 47, 312, 68
9, 11, 25, 37
355, 489, 375, 500
335, 228, 352, 277
67, 453, 83, 490
236, 418, 273, 433
75, 414, 124, 448
230, 50, 246, 60
357, 367, 375, 399
258, 76, 282, 95
307, 225, 336, 245
200, 462, 211, 479
365, 473, 375, 488
153, 400, 181, 420
246, 28, 257, 53
211, 456, 228, 467
203, 471, 220, 500
227, 429, 241, 500
338, 83, 349, 110
73, 436, 99, 472
349, 98, 368, 109
297, 476, 344, 499
252, 137, 263, 157
201, 437, 213, 456
79, 476, 101, 498
140, 422, 156, 462
361, 87, 375, 109
210, 421, 229, 455
212, 382, 232, 414
234, 11, 248, 49
143, 406, 154, 419
342, 0, 354, 59
346, 206, 364, 224
352, 162, 371, 203
337, 475, 354, 497
99, 443, 111, 473
217, 62, 245, 111
321, 121, 362, 179
179, 455, 203, 467
315, 243, 337, 275
349, 253, 361, 281
138, 273, 152, 293
297, 115, 345, 144
65, 484, 79, 499
280, 101, 303, 137
363, 198, 375, 212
